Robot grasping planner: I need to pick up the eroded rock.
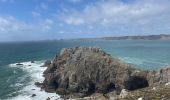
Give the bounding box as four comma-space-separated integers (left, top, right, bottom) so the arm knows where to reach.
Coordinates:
42, 47, 170, 99
16, 63, 23, 66
34, 82, 43, 87
41, 60, 51, 67
31, 61, 35, 63
31, 94, 36, 97
42, 47, 140, 96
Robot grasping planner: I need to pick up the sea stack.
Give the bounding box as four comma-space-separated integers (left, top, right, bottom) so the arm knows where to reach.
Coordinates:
42, 47, 170, 99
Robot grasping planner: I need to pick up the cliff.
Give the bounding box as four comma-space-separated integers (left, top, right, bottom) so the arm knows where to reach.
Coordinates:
41, 47, 170, 99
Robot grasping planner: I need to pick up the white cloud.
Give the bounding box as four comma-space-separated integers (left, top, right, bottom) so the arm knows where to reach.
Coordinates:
40, 3, 48, 10
0, 16, 26, 32
1, 0, 170, 41
40, 19, 54, 31
0, 0, 7, 2
65, 17, 84, 25
32, 11, 41, 17
60, 0, 170, 26
68, 0, 80, 3
32, 2, 48, 16
0, 0, 13, 3
0, 16, 54, 34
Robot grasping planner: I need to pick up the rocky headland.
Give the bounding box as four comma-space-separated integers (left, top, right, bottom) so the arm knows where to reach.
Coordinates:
39, 47, 170, 99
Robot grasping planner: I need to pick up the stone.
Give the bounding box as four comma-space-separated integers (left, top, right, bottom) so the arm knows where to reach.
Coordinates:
46, 97, 50, 100
31, 61, 35, 63
120, 89, 128, 98
55, 88, 68, 95
165, 82, 170, 86
34, 82, 43, 87
31, 94, 36, 97
152, 87, 156, 90
138, 97, 143, 100
16, 63, 23, 66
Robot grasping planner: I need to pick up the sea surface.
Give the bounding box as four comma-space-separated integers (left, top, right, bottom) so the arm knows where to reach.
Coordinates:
0, 40, 170, 100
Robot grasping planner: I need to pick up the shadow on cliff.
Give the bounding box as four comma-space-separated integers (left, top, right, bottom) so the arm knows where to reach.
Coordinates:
124, 76, 149, 90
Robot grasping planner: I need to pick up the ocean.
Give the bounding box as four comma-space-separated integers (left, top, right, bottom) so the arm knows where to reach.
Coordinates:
0, 40, 170, 100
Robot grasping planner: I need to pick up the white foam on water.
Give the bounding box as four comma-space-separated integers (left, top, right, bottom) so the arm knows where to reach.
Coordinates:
10, 83, 23, 87
8, 61, 61, 100
119, 56, 168, 68
118, 57, 144, 65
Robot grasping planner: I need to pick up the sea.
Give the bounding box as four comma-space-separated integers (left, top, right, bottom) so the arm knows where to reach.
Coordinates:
0, 40, 170, 100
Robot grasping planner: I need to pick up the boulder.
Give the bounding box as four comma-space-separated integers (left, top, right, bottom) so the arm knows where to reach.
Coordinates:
16, 63, 23, 66
120, 89, 128, 98
34, 82, 43, 87
31, 94, 36, 97
31, 61, 35, 63
46, 97, 50, 100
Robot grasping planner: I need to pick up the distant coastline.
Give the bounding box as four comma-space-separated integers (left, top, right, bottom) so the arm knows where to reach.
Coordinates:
101, 34, 170, 40
69, 34, 170, 41
1, 34, 170, 43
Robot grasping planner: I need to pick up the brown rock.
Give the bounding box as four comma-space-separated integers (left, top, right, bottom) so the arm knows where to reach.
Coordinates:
42, 47, 170, 99
41, 60, 51, 67
34, 82, 43, 87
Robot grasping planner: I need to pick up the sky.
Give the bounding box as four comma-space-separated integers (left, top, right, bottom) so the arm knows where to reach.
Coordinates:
0, 0, 170, 41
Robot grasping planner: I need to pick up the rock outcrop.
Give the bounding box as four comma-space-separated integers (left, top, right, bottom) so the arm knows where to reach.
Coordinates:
41, 60, 51, 67
147, 67, 170, 86
42, 47, 170, 98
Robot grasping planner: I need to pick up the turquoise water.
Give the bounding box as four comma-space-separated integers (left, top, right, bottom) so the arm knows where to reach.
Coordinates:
0, 40, 170, 99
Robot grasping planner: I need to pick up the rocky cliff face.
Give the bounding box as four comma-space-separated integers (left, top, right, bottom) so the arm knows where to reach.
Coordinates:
42, 47, 170, 98
147, 67, 170, 86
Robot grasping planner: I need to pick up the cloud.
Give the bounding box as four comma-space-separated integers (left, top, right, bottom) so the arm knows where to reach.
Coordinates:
65, 17, 84, 25
68, 0, 81, 3
0, 0, 13, 3
32, 11, 41, 17
0, 16, 54, 34
1, 0, 170, 41
60, 0, 170, 26
32, 2, 48, 16
40, 2, 48, 10
54, 0, 170, 36
0, 16, 27, 32
0, 0, 7, 2
0, 0, 10, 2
40, 19, 54, 31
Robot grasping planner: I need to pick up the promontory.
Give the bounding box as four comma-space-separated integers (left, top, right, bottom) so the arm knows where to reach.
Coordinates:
39, 47, 170, 99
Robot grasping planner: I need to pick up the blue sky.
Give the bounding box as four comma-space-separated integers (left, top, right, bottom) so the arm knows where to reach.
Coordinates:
0, 0, 170, 41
